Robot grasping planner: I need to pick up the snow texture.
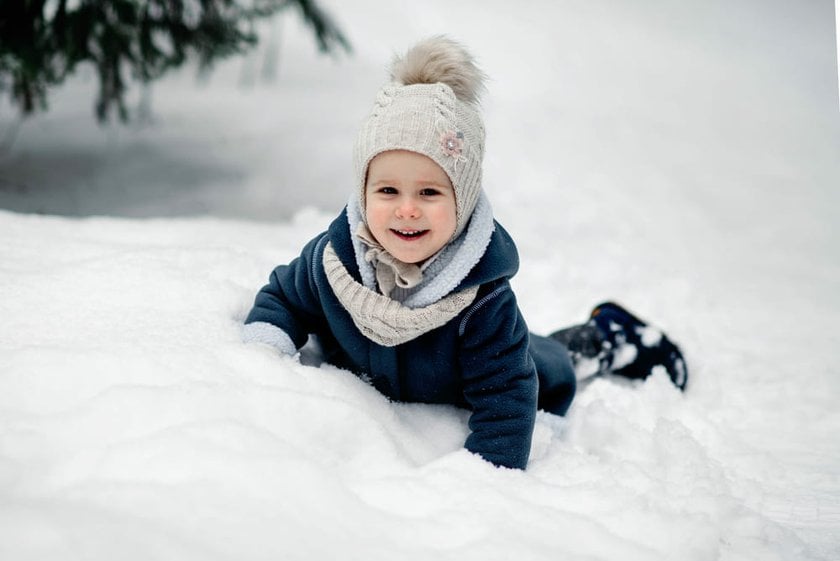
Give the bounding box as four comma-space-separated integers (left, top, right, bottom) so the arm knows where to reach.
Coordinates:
1, 1, 839, 559
638, 325, 664, 348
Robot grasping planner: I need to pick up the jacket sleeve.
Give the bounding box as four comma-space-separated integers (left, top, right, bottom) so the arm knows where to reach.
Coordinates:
458, 281, 539, 470
243, 233, 328, 354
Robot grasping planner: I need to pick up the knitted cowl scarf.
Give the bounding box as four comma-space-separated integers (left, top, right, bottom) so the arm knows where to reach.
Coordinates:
322, 192, 495, 347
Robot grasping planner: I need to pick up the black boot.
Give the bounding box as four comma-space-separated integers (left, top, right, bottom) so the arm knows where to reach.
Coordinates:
588, 302, 688, 391
551, 303, 688, 391
550, 323, 604, 359
549, 323, 611, 380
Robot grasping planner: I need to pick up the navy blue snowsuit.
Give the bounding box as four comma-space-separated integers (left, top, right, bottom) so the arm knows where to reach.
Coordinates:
245, 208, 576, 469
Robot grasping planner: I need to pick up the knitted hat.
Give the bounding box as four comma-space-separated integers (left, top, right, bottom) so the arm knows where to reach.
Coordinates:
354, 36, 487, 239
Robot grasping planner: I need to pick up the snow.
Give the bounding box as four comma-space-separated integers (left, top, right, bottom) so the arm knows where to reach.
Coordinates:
2, 1, 839, 559
638, 326, 664, 348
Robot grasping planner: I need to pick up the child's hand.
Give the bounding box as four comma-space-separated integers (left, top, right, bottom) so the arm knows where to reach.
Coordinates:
244, 339, 301, 363
241, 321, 297, 357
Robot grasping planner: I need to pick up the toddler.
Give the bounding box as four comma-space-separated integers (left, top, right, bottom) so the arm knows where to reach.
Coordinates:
244, 36, 687, 469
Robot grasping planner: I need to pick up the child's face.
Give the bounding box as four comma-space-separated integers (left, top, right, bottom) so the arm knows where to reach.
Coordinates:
365, 150, 457, 264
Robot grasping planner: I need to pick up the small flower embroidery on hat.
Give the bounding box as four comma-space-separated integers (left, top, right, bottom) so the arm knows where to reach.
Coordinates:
440, 130, 467, 170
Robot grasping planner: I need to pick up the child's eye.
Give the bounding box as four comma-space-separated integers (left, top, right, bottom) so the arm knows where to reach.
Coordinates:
420, 188, 441, 196
378, 186, 397, 195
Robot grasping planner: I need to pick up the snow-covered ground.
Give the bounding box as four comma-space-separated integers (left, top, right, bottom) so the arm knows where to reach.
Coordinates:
1, 1, 839, 559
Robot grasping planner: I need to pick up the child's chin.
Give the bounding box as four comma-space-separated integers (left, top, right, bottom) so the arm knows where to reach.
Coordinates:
390, 248, 432, 265
395, 253, 426, 264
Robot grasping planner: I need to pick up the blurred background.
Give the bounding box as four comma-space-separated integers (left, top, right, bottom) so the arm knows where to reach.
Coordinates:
1, 0, 838, 227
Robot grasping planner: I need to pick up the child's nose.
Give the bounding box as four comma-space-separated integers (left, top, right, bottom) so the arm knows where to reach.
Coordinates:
396, 197, 420, 218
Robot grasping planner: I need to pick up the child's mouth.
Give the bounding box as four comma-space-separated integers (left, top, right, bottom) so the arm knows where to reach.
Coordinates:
391, 229, 429, 241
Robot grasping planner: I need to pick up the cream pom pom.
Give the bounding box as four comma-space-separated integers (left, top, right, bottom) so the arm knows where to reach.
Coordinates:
390, 35, 486, 104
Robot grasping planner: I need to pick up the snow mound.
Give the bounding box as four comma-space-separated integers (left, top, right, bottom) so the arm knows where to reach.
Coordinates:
1, 209, 835, 560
